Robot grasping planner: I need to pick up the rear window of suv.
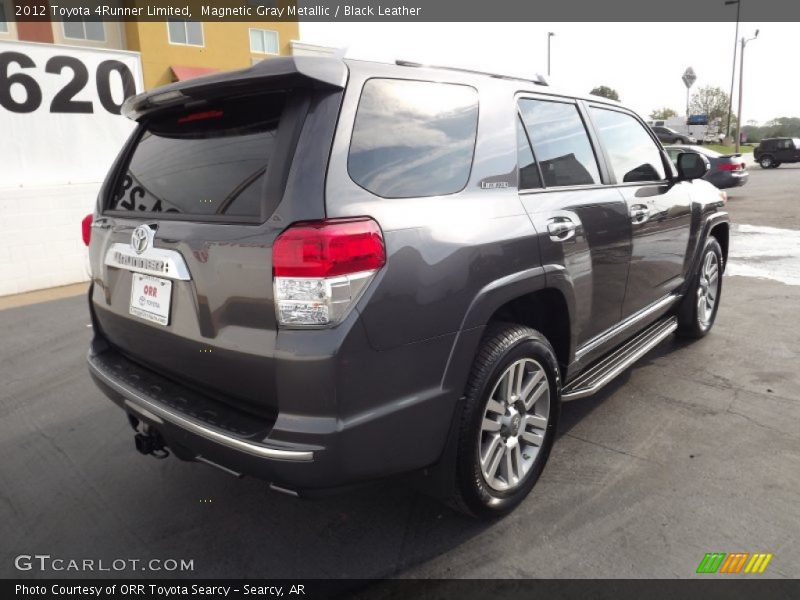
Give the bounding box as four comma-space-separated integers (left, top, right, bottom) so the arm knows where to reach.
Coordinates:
108, 93, 286, 219
348, 78, 479, 198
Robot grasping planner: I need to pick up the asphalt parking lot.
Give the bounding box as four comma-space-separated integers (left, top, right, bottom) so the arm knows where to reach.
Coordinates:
2, 163, 799, 581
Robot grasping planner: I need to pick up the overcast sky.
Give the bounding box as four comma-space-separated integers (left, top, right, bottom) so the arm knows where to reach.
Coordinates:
300, 22, 796, 124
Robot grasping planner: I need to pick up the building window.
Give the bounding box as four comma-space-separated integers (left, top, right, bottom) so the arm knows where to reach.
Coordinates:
249, 29, 279, 54
63, 18, 105, 42
168, 19, 203, 46
0, 3, 8, 34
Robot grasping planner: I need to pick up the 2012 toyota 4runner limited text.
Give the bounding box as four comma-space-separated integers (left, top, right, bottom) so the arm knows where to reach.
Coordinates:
85, 57, 729, 518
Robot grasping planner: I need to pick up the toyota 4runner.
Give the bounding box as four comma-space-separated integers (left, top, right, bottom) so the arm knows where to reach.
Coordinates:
85, 57, 730, 518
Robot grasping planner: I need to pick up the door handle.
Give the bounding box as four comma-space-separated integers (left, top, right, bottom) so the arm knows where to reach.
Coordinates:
547, 217, 577, 242
630, 204, 650, 224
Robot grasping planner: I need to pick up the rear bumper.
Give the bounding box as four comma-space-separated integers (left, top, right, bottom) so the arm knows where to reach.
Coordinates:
88, 349, 313, 463
708, 171, 749, 189
86, 325, 459, 492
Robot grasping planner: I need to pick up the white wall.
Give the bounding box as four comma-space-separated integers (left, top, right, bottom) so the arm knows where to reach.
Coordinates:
0, 40, 143, 297
0, 184, 99, 295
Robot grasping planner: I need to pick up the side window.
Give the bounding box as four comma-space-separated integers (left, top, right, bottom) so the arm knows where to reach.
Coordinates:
348, 79, 479, 198
589, 107, 666, 183
516, 116, 542, 190
517, 98, 600, 187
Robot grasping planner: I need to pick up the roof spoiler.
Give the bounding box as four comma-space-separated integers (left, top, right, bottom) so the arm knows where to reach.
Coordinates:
122, 56, 348, 121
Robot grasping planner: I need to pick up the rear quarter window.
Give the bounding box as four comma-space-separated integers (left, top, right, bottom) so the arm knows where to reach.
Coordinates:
347, 78, 479, 198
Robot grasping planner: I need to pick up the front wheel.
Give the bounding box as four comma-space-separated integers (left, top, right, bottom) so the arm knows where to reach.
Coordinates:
449, 324, 560, 518
759, 155, 774, 169
677, 238, 723, 338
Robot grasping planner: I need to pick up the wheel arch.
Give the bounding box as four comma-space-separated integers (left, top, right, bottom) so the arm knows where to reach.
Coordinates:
709, 221, 729, 270
441, 269, 574, 396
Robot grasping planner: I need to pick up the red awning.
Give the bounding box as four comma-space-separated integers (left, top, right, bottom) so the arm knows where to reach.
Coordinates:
171, 65, 220, 82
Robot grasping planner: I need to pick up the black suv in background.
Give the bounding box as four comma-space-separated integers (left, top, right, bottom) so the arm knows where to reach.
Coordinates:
754, 137, 800, 168
85, 57, 729, 518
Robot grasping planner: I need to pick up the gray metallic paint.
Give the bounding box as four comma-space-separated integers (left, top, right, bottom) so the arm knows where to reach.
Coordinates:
87, 57, 730, 491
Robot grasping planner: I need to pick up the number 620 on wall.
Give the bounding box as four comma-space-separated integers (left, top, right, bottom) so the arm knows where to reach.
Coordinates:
0, 51, 136, 115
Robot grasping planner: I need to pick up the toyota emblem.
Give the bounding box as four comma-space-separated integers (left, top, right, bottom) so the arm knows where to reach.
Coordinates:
131, 225, 152, 254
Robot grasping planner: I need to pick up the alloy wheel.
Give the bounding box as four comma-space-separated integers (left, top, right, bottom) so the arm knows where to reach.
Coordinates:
479, 358, 550, 492
696, 250, 720, 329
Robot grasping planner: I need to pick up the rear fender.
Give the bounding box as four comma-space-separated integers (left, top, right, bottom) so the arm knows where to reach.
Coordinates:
440, 266, 575, 395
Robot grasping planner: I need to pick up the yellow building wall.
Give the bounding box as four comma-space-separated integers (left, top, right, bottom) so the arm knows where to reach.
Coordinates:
125, 21, 299, 90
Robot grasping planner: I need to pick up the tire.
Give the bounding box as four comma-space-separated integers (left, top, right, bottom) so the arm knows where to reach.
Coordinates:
759, 155, 774, 169
677, 237, 723, 339
773, 162, 781, 168
449, 323, 560, 518
673, 137, 683, 145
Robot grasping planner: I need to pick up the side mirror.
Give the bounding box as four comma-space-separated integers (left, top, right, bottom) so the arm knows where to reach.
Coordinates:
676, 151, 710, 180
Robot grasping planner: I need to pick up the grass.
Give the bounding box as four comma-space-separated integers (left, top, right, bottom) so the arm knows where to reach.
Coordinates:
701, 143, 756, 155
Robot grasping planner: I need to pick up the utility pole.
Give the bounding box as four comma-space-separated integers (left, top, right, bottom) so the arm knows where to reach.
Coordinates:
724, 0, 741, 141
736, 30, 759, 153
547, 32, 555, 77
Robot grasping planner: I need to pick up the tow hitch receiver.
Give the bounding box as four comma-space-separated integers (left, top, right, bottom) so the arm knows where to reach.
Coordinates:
129, 414, 170, 459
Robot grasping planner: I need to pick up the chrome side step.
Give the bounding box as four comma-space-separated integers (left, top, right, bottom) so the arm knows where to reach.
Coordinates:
561, 316, 678, 401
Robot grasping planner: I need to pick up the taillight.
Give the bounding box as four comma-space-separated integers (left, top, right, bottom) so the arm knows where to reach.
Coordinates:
718, 163, 743, 171
273, 218, 386, 327
81, 214, 93, 246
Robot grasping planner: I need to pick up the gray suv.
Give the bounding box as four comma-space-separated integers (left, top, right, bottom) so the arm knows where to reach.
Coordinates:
85, 57, 729, 518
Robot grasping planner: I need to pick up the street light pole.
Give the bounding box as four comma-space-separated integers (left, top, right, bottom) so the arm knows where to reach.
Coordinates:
724, 0, 741, 141
736, 29, 759, 153
547, 32, 555, 77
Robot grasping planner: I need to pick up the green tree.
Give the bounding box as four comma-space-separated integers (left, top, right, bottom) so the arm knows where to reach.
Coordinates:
649, 107, 678, 120
688, 86, 731, 124
589, 86, 620, 101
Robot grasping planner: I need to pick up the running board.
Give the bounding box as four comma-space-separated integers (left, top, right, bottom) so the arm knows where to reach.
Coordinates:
561, 316, 678, 401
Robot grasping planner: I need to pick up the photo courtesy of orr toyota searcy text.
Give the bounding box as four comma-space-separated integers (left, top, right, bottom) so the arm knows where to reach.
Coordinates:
14, 585, 300, 597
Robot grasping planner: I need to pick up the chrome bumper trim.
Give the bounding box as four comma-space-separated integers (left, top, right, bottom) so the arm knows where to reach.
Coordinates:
89, 357, 314, 462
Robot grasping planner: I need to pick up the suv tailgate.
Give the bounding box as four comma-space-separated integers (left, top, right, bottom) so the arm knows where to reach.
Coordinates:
88, 58, 346, 416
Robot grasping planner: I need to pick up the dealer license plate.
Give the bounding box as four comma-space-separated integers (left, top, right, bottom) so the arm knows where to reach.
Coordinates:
129, 273, 172, 326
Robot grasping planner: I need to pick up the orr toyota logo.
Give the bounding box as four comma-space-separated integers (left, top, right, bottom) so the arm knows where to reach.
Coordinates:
131, 225, 153, 254
696, 552, 774, 574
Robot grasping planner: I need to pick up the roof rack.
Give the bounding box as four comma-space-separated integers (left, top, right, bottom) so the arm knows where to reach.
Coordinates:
395, 60, 548, 86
